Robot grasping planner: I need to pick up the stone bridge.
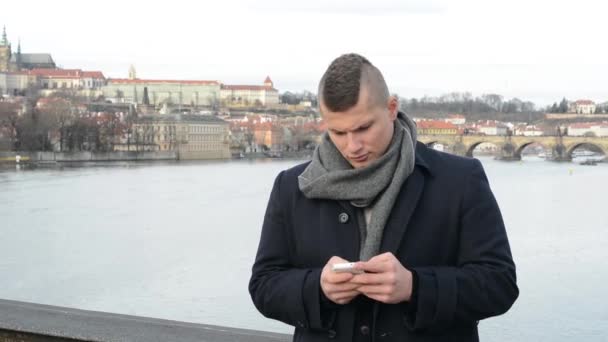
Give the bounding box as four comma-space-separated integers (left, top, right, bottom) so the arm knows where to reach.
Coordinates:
418, 134, 608, 161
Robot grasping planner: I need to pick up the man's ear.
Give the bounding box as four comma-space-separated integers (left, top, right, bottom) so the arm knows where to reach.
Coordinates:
388, 96, 398, 120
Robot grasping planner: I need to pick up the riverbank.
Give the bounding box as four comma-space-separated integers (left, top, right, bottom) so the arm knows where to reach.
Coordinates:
0, 151, 178, 164
0, 150, 314, 165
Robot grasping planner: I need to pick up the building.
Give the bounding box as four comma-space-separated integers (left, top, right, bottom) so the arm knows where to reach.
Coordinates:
477, 121, 509, 136
102, 78, 221, 108
10, 53, 56, 71
220, 76, 279, 107
515, 125, 543, 136
0, 71, 36, 96
0, 27, 55, 72
569, 99, 596, 114
29, 68, 106, 90
0, 27, 10, 72
131, 114, 231, 159
597, 123, 608, 137
1, 68, 105, 96
444, 114, 466, 125
253, 122, 284, 151
417, 120, 458, 135
567, 122, 608, 137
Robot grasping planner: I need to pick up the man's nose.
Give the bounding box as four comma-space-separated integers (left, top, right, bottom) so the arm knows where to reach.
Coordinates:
346, 133, 362, 153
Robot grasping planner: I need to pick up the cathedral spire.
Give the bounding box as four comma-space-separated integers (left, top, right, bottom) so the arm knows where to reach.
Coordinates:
1, 26, 8, 46
17, 38, 21, 54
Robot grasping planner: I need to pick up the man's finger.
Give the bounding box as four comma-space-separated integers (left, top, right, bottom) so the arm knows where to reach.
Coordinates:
349, 272, 387, 285
356, 260, 390, 273
324, 271, 354, 284
328, 256, 349, 264
357, 284, 391, 295
367, 252, 394, 263
325, 282, 360, 294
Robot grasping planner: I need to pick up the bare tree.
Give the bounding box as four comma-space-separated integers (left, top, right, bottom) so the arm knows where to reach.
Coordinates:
481, 94, 504, 111
38, 97, 76, 151
0, 102, 20, 150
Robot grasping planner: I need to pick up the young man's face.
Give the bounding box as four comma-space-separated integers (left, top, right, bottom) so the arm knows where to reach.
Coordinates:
321, 87, 398, 169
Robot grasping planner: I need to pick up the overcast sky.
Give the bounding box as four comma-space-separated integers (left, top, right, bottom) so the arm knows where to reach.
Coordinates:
2, 0, 607, 106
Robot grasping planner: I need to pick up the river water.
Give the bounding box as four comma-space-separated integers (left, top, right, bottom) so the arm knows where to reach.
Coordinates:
0, 157, 606, 341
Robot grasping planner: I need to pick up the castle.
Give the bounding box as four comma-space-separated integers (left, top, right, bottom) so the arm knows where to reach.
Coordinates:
0, 26, 56, 72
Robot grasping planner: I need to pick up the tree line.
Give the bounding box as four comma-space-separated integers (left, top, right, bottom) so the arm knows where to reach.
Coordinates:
0, 92, 128, 152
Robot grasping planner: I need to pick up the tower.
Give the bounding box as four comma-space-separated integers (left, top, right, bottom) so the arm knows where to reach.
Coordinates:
264, 76, 273, 88
0, 26, 8, 46
0, 26, 12, 72
14, 39, 21, 70
128, 64, 137, 80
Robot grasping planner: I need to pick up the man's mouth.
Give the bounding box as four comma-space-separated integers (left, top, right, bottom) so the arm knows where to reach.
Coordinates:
350, 154, 369, 163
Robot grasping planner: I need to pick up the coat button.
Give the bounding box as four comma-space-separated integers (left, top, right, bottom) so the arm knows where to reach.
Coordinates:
327, 329, 337, 338
338, 212, 349, 223
360, 325, 370, 335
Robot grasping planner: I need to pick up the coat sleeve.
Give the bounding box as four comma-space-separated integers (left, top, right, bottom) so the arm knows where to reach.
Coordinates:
405, 159, 519, 332
248, 171, 331, 331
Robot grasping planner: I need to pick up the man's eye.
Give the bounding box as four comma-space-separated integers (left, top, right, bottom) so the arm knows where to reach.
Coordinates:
333, 131, 345, 136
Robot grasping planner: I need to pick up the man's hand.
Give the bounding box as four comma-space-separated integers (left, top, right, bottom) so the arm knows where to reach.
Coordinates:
351, 252, 413, 304
320, 256, 361, 305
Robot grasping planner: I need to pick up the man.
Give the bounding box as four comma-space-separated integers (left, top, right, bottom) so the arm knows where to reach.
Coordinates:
249, 53, 518, 341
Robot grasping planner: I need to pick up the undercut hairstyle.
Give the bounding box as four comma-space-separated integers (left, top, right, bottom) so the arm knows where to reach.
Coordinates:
318, 53, 390, 112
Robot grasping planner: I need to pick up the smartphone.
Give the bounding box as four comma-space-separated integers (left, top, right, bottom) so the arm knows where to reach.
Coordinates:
332, 262, 364, 274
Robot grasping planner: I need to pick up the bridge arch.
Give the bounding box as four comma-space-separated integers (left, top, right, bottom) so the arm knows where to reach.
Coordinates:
466, 140, 501, 157
515, 141, 549, 159
425, 140, 452, 152
566, 143, 606, 159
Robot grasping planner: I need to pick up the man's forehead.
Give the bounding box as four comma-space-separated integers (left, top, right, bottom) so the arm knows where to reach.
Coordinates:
323, 110, 374, 132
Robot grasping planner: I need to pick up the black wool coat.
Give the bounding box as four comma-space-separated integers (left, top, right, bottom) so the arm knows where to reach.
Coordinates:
249, 142, 518, 342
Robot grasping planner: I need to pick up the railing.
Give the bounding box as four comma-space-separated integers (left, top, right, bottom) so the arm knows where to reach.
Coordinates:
0, 299, 290, 342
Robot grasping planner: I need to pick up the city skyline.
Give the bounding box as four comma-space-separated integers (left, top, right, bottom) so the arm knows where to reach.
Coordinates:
2, 0, 608, 106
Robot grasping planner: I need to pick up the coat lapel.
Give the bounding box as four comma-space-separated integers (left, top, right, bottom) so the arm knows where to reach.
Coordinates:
319, 200, 360, 263
379, 167, 425, 255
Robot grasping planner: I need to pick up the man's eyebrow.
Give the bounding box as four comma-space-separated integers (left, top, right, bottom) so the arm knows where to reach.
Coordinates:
330, 120, 374, 134
354, 120, 373, 130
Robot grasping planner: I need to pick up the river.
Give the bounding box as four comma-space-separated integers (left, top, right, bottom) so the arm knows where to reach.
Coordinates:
0, 157, 606, 341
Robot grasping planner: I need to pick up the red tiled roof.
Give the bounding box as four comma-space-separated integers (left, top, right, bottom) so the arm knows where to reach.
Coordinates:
28, 68, 81, 77
264, 76, 272, 83
575, 99, 594, 105
108, 79, 220, 85
27, 68, 105, 79
448, 114, 465, 118
417, 121, 458, 130
81, 71, 105, 79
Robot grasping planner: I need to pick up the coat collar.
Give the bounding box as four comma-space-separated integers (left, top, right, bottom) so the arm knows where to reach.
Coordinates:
379, 143, 430, 255
413, 141, 434, 177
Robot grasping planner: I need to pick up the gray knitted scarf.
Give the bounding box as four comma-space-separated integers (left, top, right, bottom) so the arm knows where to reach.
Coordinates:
298, 112, 417, 261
